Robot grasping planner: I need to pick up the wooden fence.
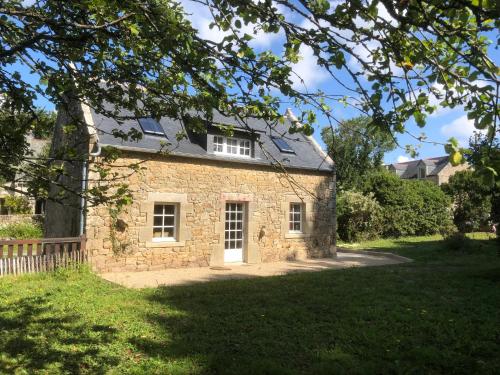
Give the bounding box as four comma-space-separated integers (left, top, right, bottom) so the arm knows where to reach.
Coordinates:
0, 236, 87, 276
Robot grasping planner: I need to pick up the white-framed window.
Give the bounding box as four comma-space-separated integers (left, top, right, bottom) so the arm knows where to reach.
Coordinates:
213, 135, 251, 157
418, 166, 426, 179
213, 136, 224, 152
289, 203, 303, 233
152, 203, 177, 242
227, 138, 239, 154
239, 139, 251, 156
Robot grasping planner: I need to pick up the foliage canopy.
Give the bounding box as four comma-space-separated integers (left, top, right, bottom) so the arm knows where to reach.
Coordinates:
0, 0, 498, 203
361, 170, 454, 237
321, 116, 396, 190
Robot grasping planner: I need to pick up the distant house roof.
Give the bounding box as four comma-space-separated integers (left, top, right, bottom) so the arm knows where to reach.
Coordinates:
88, 106, 333, 172
388, 156, 449, 179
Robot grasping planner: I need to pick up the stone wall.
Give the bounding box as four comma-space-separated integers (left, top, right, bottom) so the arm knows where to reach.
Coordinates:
436, 163, 470, 185
86, 152, 334, 272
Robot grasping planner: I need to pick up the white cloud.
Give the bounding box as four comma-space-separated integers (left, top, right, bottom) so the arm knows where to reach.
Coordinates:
397, 155, 413, 163
290, 45, 329, 90
426, 84, 461, 117
195, 17, 281, 48
179, 0, 282, 48
441, 115, 486, 145
346, 3, 400, 75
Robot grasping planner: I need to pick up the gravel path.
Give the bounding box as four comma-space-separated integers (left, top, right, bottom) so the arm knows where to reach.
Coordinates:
100, 251, 409, 288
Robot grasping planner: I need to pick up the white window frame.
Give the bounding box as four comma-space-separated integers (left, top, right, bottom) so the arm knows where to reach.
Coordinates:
289, 203, 303, 233
213, 136, 224, 152
152, 203, 177, 242
213, 135, 251, 157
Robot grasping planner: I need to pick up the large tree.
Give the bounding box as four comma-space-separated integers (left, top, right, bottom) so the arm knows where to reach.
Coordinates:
321, 116, 396, 190
0, 0, 498, 206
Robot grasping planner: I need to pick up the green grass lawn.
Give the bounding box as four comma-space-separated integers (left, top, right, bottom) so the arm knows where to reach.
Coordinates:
0, 235, 499, 374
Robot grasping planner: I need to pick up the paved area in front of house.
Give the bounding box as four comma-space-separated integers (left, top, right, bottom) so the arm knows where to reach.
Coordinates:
100, 251, 409, 288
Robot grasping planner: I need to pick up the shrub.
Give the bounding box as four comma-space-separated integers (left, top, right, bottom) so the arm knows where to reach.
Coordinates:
3, 195, 32, 214
408, 179, 455, 236
0, 222, 43, 239
362, 170, 454, 237
441, 170, 492, 232
337, 190, 383, 242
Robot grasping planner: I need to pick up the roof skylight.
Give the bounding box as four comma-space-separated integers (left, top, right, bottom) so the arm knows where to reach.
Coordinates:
272, 137, 294, 153
138, 118, 166, 137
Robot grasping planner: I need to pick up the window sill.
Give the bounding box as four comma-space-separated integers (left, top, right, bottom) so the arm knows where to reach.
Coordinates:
213, 152, 252, 159
146, 240, 186, 248
285, 232, 310, 239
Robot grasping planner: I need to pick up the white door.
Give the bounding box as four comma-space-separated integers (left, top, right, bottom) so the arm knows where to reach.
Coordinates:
224, 202, 244, 262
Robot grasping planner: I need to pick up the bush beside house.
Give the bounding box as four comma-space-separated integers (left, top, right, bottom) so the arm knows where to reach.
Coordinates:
338, 170, 454, 242
337, 191, 383, 242
2, 196, 31, 214
0, 221, 43, 239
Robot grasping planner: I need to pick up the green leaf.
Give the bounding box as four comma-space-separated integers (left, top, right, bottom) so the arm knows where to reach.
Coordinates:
449, 137, 459, 148
333, 52, 345, 69
471, 0, 493, 9
414, 111, 426, 127
450, 151, 463, 166
474, 112, 492, 130
367, 1, 379, 18
128, 24, 140, 36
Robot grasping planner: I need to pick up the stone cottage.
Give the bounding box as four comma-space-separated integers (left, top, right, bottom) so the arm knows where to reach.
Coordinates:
45, 101, 335, 272
0, 135, 49, 221
387, 156, 469, 185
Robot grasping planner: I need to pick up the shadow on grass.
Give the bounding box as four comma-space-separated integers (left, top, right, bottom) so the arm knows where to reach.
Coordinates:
1, 236, 498, 374
0, 293, 119, 374
130, 241, 500, 375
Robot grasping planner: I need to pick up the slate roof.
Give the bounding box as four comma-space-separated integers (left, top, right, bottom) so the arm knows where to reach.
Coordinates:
89, 107, 333, 172
388, 156, 449, 179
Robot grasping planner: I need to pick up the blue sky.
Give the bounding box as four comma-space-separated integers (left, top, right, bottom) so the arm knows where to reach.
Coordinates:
13, 0, 499, 164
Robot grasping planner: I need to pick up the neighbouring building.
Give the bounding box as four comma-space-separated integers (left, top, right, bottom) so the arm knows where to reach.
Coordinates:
386, 156, 469, 185
45, 100, 335, 273
0, 135, 49, 222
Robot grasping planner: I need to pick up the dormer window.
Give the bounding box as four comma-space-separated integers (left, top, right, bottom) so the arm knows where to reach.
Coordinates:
212, 135, 251, 157
418, 166, 426, 179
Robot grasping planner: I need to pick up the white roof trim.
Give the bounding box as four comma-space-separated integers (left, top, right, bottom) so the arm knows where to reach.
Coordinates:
80, 101, 98, 142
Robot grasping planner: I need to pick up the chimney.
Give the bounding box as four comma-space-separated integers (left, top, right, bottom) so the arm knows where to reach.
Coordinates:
284, 108, 300, 124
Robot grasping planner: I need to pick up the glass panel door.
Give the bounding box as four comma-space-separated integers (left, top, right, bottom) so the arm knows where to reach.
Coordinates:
224, 202, 244, 262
